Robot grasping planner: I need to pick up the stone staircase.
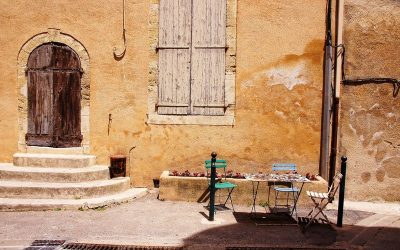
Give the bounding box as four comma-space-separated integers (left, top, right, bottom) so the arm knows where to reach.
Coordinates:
0, 153, 148, 211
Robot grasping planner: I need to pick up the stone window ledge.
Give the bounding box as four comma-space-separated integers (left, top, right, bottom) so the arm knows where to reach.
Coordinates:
147, 114, 235, 126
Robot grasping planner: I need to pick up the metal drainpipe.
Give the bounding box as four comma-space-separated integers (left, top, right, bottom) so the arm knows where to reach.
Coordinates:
319, 0, 333, 180
329, 0, 344, 186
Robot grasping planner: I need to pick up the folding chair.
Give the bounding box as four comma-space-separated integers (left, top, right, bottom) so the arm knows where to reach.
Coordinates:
303, 172, 343, 230
205, 159, 237, 211
269, 163, 300, 217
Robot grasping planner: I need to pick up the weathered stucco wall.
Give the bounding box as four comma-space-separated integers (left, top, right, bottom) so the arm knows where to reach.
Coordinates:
340, 0, 400, 201
0, 0, 326, 187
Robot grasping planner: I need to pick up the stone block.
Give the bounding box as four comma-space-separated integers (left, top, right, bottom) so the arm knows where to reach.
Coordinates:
13, 153, 97, 168
21, 36, 44, 53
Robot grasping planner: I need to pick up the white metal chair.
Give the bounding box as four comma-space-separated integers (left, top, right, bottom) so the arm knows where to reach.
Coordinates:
303, 172, 343, 230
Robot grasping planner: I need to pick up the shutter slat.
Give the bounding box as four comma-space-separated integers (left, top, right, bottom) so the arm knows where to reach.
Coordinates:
158, 0, 191, 115
191, 0, 226, 115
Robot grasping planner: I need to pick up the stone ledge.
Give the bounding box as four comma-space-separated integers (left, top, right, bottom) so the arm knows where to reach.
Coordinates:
147, 114, 235, 126
159, 171, 328, 206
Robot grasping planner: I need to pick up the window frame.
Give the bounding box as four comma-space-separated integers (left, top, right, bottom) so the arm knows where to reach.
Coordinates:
147, 0, 237, 126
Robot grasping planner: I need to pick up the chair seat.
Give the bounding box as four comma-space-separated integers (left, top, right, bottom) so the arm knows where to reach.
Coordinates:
215, 182, 237, 189
274, 187, 299, 192
306, 191, 329, 199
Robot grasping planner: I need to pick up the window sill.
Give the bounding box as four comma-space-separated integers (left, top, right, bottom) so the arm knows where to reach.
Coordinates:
147, 114, 235, 126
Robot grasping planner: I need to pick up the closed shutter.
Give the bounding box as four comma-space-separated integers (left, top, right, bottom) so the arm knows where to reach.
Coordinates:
191, 0, 226, 115
158, 0, 191, 115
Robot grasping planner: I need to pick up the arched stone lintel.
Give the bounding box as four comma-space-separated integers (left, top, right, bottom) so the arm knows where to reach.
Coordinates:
17, 29, 91, 154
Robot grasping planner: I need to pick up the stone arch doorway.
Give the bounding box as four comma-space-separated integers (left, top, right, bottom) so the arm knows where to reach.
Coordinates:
26, 42, 82, 147
17, 29, 90, 153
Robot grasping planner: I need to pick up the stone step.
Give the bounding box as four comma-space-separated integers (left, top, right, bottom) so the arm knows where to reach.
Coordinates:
25, 146, 85, 155
0, 178, 130, 199
13, 153, 97, 168
0, 188, 148, 211
0, 163, 110, 183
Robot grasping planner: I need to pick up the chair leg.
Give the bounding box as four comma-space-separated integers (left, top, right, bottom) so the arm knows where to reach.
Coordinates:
286, 192, 289, 207
290, 191, 298, 218
303, 197, 332, 231
305, 197, 320, 217
226, 188, 235, 211
220, 188, 235, 212
312, 201, 331, 223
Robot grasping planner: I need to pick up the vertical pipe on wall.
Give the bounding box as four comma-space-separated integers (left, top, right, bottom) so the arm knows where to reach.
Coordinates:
320, 0, 333, 180
334, 0, 344, 99
329, 0, 344, 186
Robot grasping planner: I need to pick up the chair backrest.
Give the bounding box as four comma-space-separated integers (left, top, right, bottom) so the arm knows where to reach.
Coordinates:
205, 159, 227, 169
272, 163, 297, 172
327, 172, 343, 201
205, 159, 227, 180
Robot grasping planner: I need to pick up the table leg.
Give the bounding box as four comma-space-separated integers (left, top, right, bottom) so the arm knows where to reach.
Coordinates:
290, 182, 305, 220
250, 181, 259, 217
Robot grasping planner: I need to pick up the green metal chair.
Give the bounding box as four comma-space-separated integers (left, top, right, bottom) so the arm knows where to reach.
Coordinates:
205, 159, 237, 211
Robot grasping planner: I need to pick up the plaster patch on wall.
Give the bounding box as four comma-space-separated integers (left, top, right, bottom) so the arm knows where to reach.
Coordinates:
348, 123, 357, 135
371, 131, 384, 144
265, 62, 308, 90
241, 80, 255, 89
369, 103, 380, 110
386, 112, 395, 118
382, 157, 400, 178
274, 110, 287, 120
20, 84, 27, 97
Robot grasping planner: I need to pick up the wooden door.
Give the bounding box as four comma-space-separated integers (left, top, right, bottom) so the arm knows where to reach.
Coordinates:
26, 43, 82, 147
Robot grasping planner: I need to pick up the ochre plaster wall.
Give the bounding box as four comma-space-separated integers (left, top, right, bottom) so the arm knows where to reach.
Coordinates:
0, 0, 326, 187
340, 0, 400, 201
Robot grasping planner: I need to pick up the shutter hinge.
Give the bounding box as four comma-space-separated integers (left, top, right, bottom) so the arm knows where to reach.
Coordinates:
156, 46, 190, 52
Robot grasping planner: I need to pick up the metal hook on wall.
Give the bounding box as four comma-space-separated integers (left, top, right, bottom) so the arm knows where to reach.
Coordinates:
113, 0, 126, 59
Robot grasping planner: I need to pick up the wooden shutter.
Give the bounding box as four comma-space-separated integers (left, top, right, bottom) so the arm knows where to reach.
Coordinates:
158, 0, 191, 115
191, 0, 226, 115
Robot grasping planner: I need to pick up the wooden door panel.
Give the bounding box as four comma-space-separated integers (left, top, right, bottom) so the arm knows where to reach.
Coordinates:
26, 42, 82, 148
52, 44, 80, 69
53, 71, 82, 147
26, 71, 54, 146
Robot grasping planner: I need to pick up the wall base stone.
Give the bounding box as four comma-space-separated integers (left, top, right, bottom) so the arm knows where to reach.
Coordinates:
159, 171, 328, 207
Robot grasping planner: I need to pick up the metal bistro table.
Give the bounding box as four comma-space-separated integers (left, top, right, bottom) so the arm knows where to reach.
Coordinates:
245, 173, 310, 223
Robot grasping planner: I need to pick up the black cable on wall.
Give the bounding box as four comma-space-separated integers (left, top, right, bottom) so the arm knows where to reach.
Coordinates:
336, 44, 400, 97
